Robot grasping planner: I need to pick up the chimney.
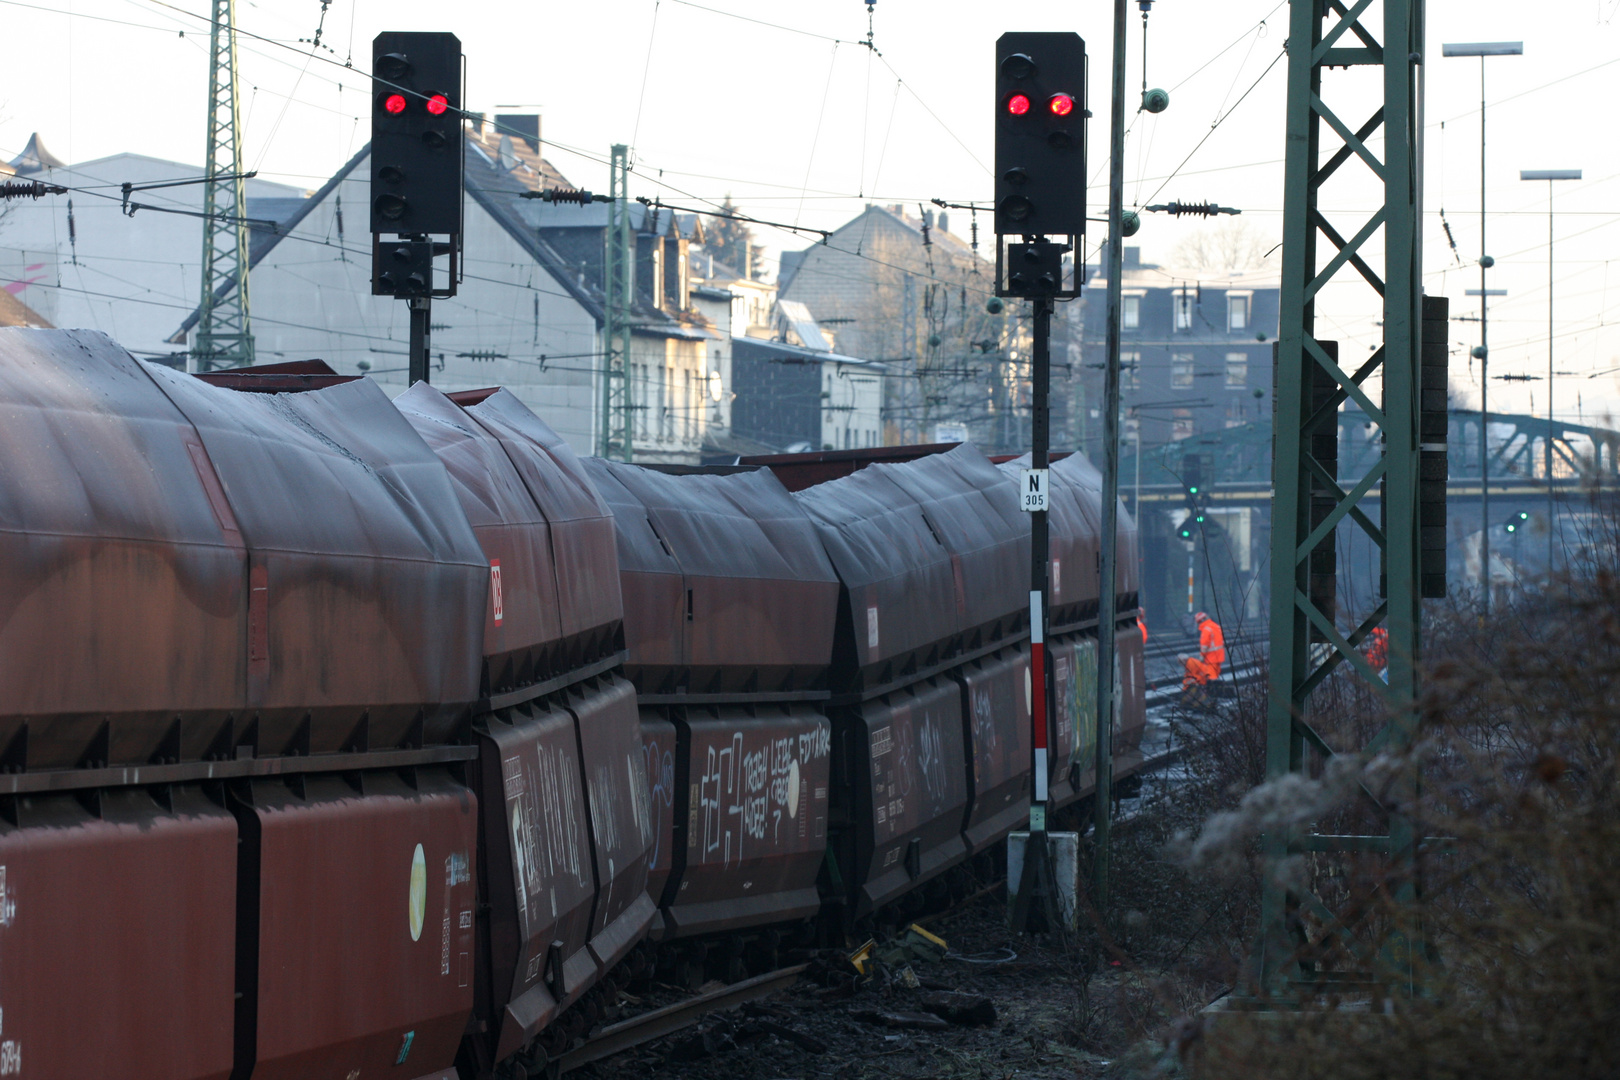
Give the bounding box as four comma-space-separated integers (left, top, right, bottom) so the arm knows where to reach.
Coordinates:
1124, 246, 1141, 269
494, 114, 540, 155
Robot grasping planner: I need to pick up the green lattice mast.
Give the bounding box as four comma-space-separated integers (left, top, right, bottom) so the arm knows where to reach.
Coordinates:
193, 0, 254, 371
1256, 0, 1433, 997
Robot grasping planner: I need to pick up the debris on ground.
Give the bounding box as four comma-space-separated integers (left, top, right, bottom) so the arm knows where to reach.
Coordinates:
876, 923, 950, 967
570, 750, 1247, 1080
568, 868, 1225, 1080
917, 990, 997, 1027
850, 1006, 951, 1031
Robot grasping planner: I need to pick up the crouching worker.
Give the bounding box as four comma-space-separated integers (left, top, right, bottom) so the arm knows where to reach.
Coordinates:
1181, 611, 1226, 691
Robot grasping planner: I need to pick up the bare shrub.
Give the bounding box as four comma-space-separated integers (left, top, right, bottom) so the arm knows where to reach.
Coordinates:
1185, 499, 1620, 1079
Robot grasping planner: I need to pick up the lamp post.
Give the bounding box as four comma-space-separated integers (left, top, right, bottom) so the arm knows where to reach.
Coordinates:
1520, 168, 1581, 575
1443, 40, 1522, 614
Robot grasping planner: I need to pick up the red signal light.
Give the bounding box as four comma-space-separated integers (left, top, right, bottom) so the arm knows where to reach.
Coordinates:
1007, 93, 1031, 116
384, 93, 407, 114
1049, 93, 1075, 117
426, 94, 449, 116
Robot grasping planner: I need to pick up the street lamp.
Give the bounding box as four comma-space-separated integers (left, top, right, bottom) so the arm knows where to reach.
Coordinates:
1520, 167, 1581, 575
1443, 39, 1522, 613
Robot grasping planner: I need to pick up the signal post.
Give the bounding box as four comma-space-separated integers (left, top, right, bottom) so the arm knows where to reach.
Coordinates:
995, 31, 1090, 934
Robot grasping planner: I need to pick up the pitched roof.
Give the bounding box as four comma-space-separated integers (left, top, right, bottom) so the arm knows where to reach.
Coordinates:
459, 129, 606, 321
170, 143, 370, 342
826, 203, 977, 259
170, 123, 706, 348
1087, 262, 1281, 291
774, 299, 830, 352
778, 202, 981, 291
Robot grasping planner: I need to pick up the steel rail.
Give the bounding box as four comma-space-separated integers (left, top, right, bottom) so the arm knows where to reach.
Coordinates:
557, 963, 808, 1073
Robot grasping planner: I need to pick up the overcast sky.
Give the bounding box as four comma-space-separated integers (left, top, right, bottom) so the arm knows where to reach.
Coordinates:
3, 0, 1618, 421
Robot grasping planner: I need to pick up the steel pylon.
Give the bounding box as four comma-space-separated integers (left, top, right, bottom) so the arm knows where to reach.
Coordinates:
600, 144, 634, 461
193, 0, 254, 372
1256, 0, 1428, 997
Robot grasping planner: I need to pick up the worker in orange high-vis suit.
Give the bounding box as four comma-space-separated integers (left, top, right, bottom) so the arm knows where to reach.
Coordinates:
1182, 611, 1226, 689
1138, 607, 1148, 645
1365, 626, 1390, 683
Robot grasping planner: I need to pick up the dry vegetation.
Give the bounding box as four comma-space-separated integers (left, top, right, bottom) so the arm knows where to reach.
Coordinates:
1098, 501, 1620, 1079
588, 508, 1620, 1079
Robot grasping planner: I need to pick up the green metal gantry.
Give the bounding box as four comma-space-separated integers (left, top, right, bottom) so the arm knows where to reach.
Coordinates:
1257, 0, 1427, 996
600, 144, 634, 462
193, 0, 254, 372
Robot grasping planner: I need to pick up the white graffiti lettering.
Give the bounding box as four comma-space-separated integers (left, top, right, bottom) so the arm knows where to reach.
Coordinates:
697, 721, 828, 867
916, 712, 947, 804
642, 738, 675, 870
798, 725, 830, 761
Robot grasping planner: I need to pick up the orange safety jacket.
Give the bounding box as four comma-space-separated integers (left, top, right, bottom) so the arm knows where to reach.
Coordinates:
1366, 627, 1389, 671
1199, 619, 1226, 666
1139, 617, 1148, 644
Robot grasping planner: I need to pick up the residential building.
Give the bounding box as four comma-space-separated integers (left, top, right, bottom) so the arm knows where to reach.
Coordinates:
686, 248, 776, 457
778, 204, 1028, 451
187, 118, 715, 462
1076, 247, 1280, 636
0, 121, 728, 461
687, 251, 883, 458
0, 133, 306, 361
1077, 247, 1279, 461
727, 301, 884, 456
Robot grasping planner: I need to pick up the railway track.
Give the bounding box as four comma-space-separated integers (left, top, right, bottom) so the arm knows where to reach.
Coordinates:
557, 964, 809, 1073
556, 723, 1228, 1073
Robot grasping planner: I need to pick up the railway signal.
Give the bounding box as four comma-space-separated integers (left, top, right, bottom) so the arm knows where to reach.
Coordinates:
371, 30, 464, 384
1177, 454, 1208, 541
1505, 510, 1529, 534
994, 32, 1087, 239
370, 32, 463, 238
1182, 454, 1203, 500
996, 30, 1089, 937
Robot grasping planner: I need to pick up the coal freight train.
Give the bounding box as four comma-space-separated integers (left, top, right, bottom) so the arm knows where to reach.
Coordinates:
0, 329, 1144, 1080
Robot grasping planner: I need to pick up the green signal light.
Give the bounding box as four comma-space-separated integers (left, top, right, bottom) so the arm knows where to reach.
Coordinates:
1188, 485, 1200, 494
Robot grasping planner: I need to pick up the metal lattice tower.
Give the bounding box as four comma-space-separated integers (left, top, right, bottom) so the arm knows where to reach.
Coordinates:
192, 0, 254, 372
600, 144, 634, 461
1257, 0, 1427, 996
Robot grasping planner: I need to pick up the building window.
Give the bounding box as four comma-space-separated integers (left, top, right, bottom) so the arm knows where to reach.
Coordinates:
1228, 294, 1250, 331
1171, 408, 1194, 441
1123, 296, 1140, 330
1171, 353, 1194, 389
684, 369, 694, 442
659, 364, 671, 442
635, 363, 649, 440
1121, 350, 1140, 391
1225, 400, 1246, 428
1173, 292, 1193, 331
1226, 352, 1248, 387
